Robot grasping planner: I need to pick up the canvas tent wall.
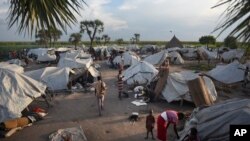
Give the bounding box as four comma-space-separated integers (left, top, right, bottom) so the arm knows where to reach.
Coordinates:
24, 67, 74, 90
165, 35, 183, 48
0, 68, 46, 122
207, 61, 245, 84
221, 49, 245, 62
113, 51, 140, 67
180, 48, 198, 59
179, 99, 250, 141
0, 62, 24, 73
197, 46, 218, 60
161, 71, 217, 103
123, 61, 158, 85
143, 50, 168, 66
169, 51, 184, 65
27, 48, 56, 62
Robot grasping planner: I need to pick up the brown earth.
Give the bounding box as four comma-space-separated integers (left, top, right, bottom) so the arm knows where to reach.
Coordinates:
2, 60, 249, 141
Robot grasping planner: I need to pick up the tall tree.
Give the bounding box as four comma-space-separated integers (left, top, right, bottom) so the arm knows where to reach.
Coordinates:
8, 0, 87, 36
199, 35, 216, 48
80, 19, 104, 50
116, 38, 124, 45
69, 33, 82, 50
134, 33, 140, 44
48, 27, 62, 47
35, 29, 49, 47
212, 0, 250, 43
224, 36, 238, 49
102, 34, 111, 45
95, 36, 102, 45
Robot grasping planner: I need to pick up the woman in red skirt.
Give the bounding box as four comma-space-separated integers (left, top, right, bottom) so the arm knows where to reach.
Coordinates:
157, 110, 185, 141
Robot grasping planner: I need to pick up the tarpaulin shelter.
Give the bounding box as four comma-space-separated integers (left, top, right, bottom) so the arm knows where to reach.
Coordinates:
143, 50, 168, 66
0, 68, 46, 122
113, 51, 140, 67
123, 61, 158, 85
0, 62, 24, 73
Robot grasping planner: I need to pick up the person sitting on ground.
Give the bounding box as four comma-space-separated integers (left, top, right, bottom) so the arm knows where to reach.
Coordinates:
157, 110, 185, 141
145, 109, 155, 140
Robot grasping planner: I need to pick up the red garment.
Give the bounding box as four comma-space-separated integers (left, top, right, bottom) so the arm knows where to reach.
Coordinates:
157, 115, 167, 141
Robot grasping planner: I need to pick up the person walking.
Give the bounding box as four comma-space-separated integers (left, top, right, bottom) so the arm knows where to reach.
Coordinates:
145, 109, 155, 140
94, 76, 107, 116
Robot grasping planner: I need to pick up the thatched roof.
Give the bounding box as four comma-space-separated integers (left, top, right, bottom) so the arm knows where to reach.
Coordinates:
165, 35, 183, 48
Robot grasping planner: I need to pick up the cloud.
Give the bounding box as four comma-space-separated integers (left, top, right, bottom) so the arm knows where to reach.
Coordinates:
118, 4, 137, 11
79, 0, 128, 30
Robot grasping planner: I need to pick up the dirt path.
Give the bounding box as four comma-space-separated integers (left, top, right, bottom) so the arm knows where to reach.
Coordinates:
2, 61, 194, 141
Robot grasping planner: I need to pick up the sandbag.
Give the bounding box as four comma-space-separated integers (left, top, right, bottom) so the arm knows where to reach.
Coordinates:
187, 76, 214, 107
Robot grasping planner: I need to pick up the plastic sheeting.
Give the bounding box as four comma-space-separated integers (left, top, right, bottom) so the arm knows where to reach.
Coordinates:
49, 126, 87, 141
178, 99, 250, 141
162, 71, 217, 103
123, 61, 158, 85
180, 48, 197, 59
25, 67, 74, 90
8, 59, 26, 66
143, 50, 168, 66
58, 58, 93, 69
113, 51, 140, 66
0, 68, 46, 122
0, 62, 24, 73
197, 46, 217, 60
221, 49, 245, 62
28, 48, 56, 62
169, 51, 184, 65
207, 61, 244, 84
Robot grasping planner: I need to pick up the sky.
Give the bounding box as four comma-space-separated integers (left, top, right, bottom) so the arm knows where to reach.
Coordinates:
0, 0, 230, 42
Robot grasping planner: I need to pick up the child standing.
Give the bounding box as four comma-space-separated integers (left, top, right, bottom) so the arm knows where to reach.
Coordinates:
145, 109, 155, 140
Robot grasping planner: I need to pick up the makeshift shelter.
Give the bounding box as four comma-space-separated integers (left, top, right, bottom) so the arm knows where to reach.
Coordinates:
165, 35, 183, 48
180, 48, 198, 59
8, 59, 26, 66
221, 49, 245, 62
123, 61, 158, 85
143, 50, 168, 66
27, 48, 56, 62
0, 62, 24, 73
168, 51, 184, 65
0, 68, 47, 122
207, 61, 245, 84
197, 46, 217, 60
113, 51, 140, 67
161, 71, 217, 103
58, 57, 93, 69
179, 99, 250, 141
140, 45, 157, 54
126, 44, 139, 51
25, 67, 74, 91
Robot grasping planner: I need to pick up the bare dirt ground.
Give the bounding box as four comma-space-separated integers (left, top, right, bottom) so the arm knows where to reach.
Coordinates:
2, 60, 249, 141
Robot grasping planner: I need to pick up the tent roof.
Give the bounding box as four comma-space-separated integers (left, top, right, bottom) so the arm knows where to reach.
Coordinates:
165, 35, 183, 48
0, 68, 46, 122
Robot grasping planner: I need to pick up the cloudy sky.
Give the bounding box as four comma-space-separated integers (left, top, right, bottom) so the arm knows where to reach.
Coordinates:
0, 0, 230, 42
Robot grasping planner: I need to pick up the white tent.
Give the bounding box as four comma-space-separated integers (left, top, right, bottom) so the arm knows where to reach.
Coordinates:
197, 46, 218, 60
126, 44, 139, 51
169, 51, 185, 64
179, 99, 250, 141
0, 68, 46, 122
180, 48, 197, 59
207, 61, 244, 84
28, 48, 56, 62
8, 59, 26, 66
58, 58, 93, 69
123, 61, 158, 85
0, 62, 24, 73
113, 51, 140, 66
162, 71, 217, 103
25, 67, 74, 90
141, 45, 157, 53
143, 50, 168, 66
166, 47, 181, 52
221, 49, 245, 62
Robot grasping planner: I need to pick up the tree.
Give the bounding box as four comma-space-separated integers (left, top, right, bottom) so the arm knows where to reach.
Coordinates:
212, 0, 250, 43
134, 33, 140, 44
8, 0, 87, 36
116, 38, 124, 45
102, 34, 111, 45
48, 27, 62, 47
69, 33, 82, 50
95, 36, 102, 45
130, 37, 136, 44
224, 36, 238, 49
199, 35, 216, 47
80, 19, 104, 50
35, 29, 49, 47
